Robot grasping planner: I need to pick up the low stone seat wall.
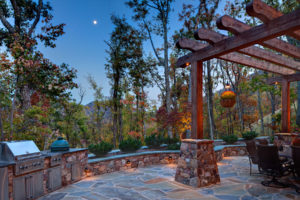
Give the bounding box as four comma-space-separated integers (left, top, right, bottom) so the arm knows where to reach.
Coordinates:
214, 144, 247, 162
86, 144, 247, 177
87, 150, 180, 176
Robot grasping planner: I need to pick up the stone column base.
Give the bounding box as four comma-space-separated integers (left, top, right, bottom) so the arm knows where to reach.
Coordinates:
175, 139, 220, 187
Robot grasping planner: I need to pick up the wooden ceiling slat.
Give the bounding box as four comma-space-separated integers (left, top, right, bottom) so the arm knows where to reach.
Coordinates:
176, 8, 300, 67
246, 0, 300, 41
176, 38, 293, 75
217, 15, 300, 60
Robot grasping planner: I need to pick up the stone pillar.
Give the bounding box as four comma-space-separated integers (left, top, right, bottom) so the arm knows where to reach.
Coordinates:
175, 139, 220, 187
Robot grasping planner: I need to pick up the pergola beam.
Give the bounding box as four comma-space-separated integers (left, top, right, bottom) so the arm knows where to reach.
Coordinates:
176, 8, 300, 67
176, 38, 294, 75
195, 28, 300, 71
246, 0, 300, 41
266, 73, 300, 84
216, 15, 300, 62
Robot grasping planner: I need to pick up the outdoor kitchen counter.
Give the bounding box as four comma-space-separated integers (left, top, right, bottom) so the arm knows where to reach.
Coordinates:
41, 148, 87, 157
0, 161, 15, 167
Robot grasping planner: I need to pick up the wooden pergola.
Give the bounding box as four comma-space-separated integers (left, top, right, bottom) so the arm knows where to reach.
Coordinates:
176, 0, 300, 139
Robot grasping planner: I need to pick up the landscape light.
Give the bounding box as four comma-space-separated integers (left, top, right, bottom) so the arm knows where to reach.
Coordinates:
225, 82, 231, 90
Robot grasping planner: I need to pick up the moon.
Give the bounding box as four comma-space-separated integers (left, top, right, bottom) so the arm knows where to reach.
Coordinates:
93, 20, 98, 25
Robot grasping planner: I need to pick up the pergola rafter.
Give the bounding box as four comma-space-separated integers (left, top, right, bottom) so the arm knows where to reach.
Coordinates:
176, 0, 300, 138
177, 38, 295, 75
216, 15, 300, 59
246, 0, 300, 41
194, 28, 297, 73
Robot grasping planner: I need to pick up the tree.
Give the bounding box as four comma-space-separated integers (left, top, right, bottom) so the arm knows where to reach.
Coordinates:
128, 55, 155, 136
0, 0, 77, 141
0, 0, 65, 48
105, 15, 143, 147
126, 0, 174, 138
87, 75, 109, 143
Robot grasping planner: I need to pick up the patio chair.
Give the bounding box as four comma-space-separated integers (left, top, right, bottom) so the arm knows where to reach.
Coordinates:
256, 138, 268, 145
245, 140, 260, 175
292, 146, 300, 177
257, 144, 293, 188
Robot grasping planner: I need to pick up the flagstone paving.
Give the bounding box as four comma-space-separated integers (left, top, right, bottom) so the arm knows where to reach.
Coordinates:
38, 157, 300, 200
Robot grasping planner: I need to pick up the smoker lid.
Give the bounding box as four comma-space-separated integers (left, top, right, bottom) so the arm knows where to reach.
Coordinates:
2, 141, 40, 157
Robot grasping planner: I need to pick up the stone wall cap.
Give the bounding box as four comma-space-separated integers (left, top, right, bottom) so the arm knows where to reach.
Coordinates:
182, 139, 214, 144
275, 133, 298, 136
88, 150, 180, 164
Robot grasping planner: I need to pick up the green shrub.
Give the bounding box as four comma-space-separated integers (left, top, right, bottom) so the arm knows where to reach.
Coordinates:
222, 134, 238, 144
119, 137, 142, 152
242, 131, 258, 140
88, 141, 113, 157
145, 134, 164, 148
167, 143, 181, 150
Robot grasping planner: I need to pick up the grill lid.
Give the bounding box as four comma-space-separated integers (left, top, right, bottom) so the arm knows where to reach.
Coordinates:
2, 141, 40, 158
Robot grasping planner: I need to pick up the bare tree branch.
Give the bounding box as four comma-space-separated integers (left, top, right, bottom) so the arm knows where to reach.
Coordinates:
143, 19, 164, 65
28, 0, 43, 36
0, 6, 14, 33
10, 0, 21, 32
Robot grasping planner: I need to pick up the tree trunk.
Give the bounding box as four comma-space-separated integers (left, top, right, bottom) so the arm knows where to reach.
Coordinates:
0, 107, 4, 141
235, 90, 244, 132
118, 106, 123, 143
112, 104, 118, 148
136, 92, 139, 132
296, 76, 300, 126
206, 60, 215, 140
163, 21, 172, 138
269, 89, 276, 135
257, 90, 264, 134
9, 91, 17, 140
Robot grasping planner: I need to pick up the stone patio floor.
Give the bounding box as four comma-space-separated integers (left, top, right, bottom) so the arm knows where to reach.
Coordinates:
39, 156, 300, 200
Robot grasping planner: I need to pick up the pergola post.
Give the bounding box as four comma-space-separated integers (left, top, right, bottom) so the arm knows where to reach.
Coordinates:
191, 61, 203, 139
175, 60, 220, 188
281, 79, 290, 132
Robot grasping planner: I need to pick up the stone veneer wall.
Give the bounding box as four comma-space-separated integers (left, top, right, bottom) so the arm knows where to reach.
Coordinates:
87, 145, 248, 178
175, 139, 220, 187
61, 149, 88, 186
7, 166, 13, 200
87, 151, 179, 176
214, 145, 247, 162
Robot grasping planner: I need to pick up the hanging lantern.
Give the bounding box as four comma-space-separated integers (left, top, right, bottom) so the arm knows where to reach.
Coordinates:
220, 83, 236, 108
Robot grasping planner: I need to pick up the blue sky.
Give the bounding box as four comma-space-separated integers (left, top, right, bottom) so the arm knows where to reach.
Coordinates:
38, 0, 226, 105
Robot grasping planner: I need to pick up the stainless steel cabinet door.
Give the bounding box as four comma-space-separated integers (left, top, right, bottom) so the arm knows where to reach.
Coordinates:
32, 171, 44, 199
48, 166, 62, 191
13, 176, 26, 200
0, 167, 9, 200
71, 162, 81, 181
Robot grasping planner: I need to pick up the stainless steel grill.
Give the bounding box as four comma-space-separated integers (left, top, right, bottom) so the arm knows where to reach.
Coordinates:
0, 141, 44, 175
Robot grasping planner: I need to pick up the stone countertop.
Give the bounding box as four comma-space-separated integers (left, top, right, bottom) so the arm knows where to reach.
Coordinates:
88, 150, 180, 164
0, 161, 15, 167
41, 148, 88, 157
